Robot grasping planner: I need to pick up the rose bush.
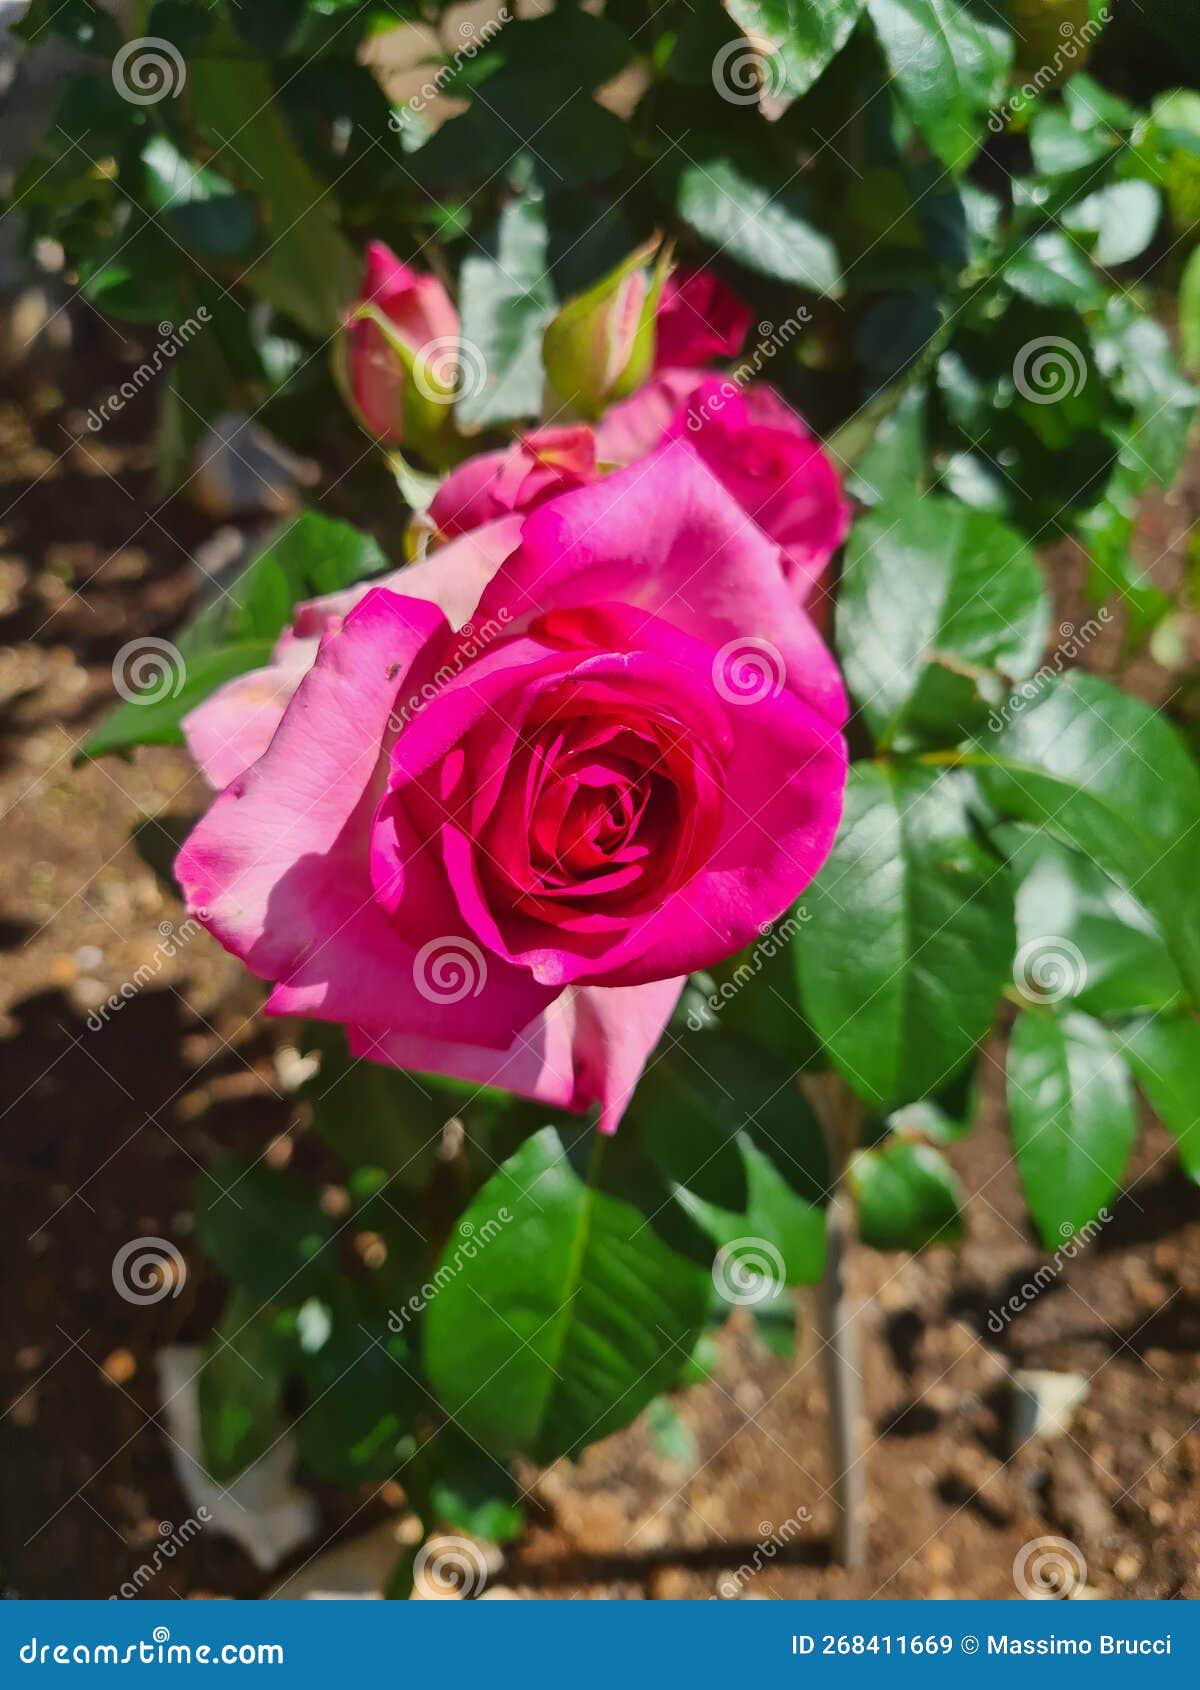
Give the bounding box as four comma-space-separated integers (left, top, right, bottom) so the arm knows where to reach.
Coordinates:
177, 432, 848, 1132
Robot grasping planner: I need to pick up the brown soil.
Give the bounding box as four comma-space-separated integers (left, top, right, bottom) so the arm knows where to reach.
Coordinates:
2, 320, 1199, 1602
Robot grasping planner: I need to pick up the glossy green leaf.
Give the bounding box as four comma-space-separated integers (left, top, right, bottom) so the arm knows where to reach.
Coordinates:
795, 763, 1014, 1109
1114, 1014, 1200, 1182
1007, 1009, 1137, 1246
974, 672, 1200, 1001
1004, 232, 1106, 308
1004, 830, 1184, 1018
837, 493, 1049, 748
661, 143, 840, 293
1061, 181, 1161, 267
865, 0, 1011, 171
423, 1128, 710, 1462
851, 1139, 965, 1250
722, 0, 867, 112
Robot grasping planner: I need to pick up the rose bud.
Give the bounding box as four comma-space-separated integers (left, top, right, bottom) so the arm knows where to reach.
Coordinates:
654, 266, 754, 370
542, 237, 671, 419
342, 240, 460, 457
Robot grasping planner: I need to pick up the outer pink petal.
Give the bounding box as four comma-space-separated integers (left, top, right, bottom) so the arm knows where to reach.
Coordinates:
176, 588, 551, 1046
349, 976, 683, 1134
182, 516, 523, 790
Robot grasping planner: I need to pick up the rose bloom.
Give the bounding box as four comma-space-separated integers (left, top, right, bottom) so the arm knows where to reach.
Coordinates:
177, 452, 847, 1135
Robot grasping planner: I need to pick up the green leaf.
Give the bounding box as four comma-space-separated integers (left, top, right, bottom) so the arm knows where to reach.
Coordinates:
196, 1159, 334, 1305
1029, 108, 1115, 177
198, 1290, 289, 1483
140, 136, 257, 258
423, 1127, 710, 1462
1114, 1014, 1200, 1182
1094, 301, 1198, 487
185, 25, 358, 336
660, 142, 841, 293
302, 1024, 444, 1192
187, 510, 387, 653
1003, 232, 1106, 309
865, 0, 1011, 171
412, 1425, 524, 1543
628, 1039, 829, 1287
294, 1299, 419, 1485
455, 195, 556, 430
851, 1140, 965, 1250
846, 386, 929, 507
1061, 181, 1161, 268
722, 0, 867, 113
1004, 830, 1184, 1018
974, 672, 1200, 1001
1007, 1009, 1137, 1246
837, 493, 1049, 748
795, 763, 1015, 1110
79, 641, 274, 761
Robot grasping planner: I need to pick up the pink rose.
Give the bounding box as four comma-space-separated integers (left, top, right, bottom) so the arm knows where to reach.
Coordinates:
653, 267, 754, 371
177, 446, 848, 1132
345, 241, 460, 447
427, 426, 598, 539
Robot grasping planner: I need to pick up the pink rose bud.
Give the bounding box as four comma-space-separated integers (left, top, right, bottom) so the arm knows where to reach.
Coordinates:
542, 237, 671, 418
343, 240, 461, 454
653, 267, 754, 370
